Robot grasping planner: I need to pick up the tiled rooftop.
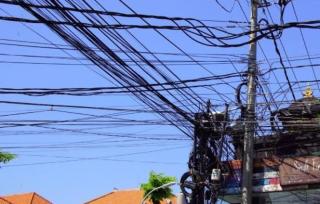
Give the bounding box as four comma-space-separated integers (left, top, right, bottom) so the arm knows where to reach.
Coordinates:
85, 188, 177, 204
1, 192, 51, 204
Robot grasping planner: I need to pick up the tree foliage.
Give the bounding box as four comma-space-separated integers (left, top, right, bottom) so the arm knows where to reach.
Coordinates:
140, 171, 176, 204
0, 152, 16, 164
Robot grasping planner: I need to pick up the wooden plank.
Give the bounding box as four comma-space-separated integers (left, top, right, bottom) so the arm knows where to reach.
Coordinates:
279, 156, 320, 186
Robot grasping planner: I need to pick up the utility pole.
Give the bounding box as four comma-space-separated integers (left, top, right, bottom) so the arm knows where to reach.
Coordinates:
190, 113, 205, 204
242, 0, 258, 204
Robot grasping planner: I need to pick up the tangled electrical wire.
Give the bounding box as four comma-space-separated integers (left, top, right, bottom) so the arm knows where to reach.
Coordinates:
1, 0, 316, 48
1, 1, 320, 203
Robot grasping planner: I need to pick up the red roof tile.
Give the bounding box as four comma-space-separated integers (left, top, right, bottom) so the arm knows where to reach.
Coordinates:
0, 197, 12, 204
85, 189, 177, 204
2, 192, 52, 204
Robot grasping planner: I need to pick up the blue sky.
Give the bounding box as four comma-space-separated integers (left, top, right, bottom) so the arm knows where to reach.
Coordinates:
0, 0, 319, 203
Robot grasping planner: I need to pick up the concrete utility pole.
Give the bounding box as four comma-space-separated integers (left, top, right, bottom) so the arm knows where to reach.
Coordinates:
241, 0, 258, 204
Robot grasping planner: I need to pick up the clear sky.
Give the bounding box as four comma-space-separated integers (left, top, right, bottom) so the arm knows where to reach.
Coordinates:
0, 0, 319, 203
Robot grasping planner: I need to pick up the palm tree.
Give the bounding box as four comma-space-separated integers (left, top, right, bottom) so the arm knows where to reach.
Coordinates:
0, 151, 15, 164
140, 171, 176, 204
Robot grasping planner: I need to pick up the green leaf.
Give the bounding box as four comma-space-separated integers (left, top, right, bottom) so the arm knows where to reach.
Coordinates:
140, 171, 176, 204
0, 152, 16, 163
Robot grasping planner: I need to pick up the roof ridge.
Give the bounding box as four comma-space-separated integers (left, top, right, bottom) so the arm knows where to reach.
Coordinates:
30, 192, 35, 204
2, 192, 34, 197
2, 192, 52, 204
84, 192, 115, 204
0, 197, 13, 204
112, 188, 140, 192
84, 188, 141, 203
31, 192, 52, 204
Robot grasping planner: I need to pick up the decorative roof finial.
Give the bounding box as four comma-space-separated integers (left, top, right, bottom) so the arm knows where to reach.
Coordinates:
303, 84, 313, 98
